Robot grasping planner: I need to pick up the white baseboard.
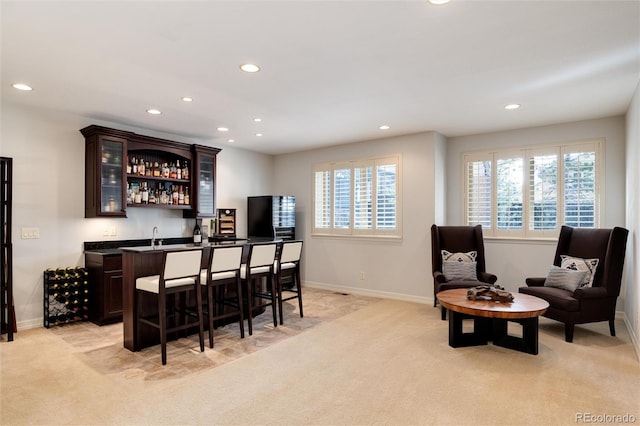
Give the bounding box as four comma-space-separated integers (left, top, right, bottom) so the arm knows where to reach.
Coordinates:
303, 280, 433, 305
16, 317, 43, 331
621, 312, 640, 362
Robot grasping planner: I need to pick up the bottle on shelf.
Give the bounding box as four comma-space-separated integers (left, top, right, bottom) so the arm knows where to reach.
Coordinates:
141, 182, 149, 204
176, 160, 182, 180
170, 162, 177, 179
193, 220, 202, 246
132, 157, 138, 175
178, 185, 185, 205
172, 185, 179, 205
182, 161, 189, 180
126, 157, 132, 174
153, 162, 161, 177
184, 187, 190, 205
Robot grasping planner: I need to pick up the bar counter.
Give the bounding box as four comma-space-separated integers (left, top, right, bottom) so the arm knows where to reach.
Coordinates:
122, 239, 275, 351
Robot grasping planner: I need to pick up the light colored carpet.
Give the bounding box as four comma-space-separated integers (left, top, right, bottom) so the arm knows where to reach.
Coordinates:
1, 288, 638, 425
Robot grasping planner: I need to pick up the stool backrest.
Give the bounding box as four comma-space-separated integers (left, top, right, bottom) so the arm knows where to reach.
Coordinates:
209, 245, 243, 273
280, 241, 303, 264
162, 249, 203, 281
249, 243, 277, 268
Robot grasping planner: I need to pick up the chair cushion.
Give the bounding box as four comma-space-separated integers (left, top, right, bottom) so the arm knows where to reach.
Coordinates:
544, 265, 587, 292
443, 261, 477, 281
136, 275, 196, 293
200, 269, 237, 284
240, 264, 271, 279
560, 255, 599, 288
519, 286, 580, 311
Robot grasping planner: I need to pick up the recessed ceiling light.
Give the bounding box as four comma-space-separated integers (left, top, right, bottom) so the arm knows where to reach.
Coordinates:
429, 0, 450, 4
255, 133, 263, 137
228, 139, 235, 143
505, 104, 521, 110
147, 109, 162, 115
253, 118, 262, 122
217, 127, 229, 132
379, 125, 391, 130
12, 83, 33, 91
182, 97, 193, 102
240, 63, 260, 73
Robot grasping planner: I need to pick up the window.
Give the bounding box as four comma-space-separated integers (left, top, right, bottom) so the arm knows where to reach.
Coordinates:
463, 140, 602, 238
313, 155, 402, 238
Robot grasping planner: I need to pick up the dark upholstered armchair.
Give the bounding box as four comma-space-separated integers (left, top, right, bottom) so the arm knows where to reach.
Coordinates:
519, 226, 629, 343
431, 224, 497, 320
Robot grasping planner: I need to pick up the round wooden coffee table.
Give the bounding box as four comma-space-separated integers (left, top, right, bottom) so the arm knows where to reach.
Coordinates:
437, 288, 549, 355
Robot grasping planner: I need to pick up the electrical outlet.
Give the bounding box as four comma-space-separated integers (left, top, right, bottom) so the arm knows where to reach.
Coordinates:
103, 226, 117, 236
21, 227, 40, 239
359, 271, 365, 280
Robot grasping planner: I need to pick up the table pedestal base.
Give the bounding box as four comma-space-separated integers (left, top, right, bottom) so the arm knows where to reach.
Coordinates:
448, 311, 540, 355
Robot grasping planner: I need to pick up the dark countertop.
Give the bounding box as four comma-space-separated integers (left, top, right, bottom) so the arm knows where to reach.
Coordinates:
84, 236, 249, 255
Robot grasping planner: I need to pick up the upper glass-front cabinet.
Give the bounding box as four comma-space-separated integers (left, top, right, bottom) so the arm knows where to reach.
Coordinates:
185, 145, 221, 219
82, 126, 128, 218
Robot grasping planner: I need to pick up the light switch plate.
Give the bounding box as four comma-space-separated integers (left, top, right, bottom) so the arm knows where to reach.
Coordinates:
21, 227, 40, 239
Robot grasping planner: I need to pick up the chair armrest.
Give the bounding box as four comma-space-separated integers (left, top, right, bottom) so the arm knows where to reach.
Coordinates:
478, 272, 497, 284
573, 286, 608, 299
525, 277, 546, 287
433, 271, 448, 284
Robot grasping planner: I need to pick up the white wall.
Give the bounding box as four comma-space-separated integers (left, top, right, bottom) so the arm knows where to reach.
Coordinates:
273, 132, 441, 303
445, 116, 628, 297
1, 103, 273, 328
625, 83, 640, 356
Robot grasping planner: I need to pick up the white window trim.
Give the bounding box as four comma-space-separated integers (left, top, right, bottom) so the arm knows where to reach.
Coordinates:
462, 139, 604, 239
312, 154, 402, 239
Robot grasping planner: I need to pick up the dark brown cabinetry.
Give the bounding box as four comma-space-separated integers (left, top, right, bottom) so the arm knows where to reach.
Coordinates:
85, 252, 123, 325
216, 208, 237, 237
82, 125, 220, 219
83, 128, 127, 218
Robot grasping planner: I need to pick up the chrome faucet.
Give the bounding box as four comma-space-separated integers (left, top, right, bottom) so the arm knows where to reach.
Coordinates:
151, 226, 158, 247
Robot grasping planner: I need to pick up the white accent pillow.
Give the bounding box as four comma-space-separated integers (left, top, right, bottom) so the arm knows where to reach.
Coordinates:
443, 261, 478, 281
441, 250, 477, 262
560, 255, 599, 288
544, 265, 587, 292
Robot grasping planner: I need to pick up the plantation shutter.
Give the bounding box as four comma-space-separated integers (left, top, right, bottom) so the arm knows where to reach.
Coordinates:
376, 161, 397, 230
563, 146, 596, 228
354, 164, 372, 230
333, 167, 351, 230
528, 151, 558, 233
465, 156, 492, 229
313, 169, 331, 229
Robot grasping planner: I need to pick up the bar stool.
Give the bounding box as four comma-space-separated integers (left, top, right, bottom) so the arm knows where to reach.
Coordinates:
241, 242, 278, 335
274, 240, 304, 325
136, 248, 204, 365
200, 245, 245, 348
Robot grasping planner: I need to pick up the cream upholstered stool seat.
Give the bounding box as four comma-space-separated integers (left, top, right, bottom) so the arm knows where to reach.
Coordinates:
241, 242, 278, 335
199, 245, 245, 348
274, 240, 304, 325
136, 248, 204, 365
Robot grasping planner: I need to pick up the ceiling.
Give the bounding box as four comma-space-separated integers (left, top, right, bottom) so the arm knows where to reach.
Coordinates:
2, 1, 639, 155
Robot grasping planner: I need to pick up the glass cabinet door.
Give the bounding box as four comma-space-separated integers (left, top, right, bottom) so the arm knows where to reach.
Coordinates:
98, 138, 126, 216
197, 155, 215, 217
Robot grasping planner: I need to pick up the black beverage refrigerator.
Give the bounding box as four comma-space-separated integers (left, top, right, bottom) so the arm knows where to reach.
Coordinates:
247, 196, 295, 240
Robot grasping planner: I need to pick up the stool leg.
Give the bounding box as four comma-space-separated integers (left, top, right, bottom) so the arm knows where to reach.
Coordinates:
246, 278, 253, 336
207, 284, 215, 348
159, 293, 167, 365
269, 274, 277, 327
276, 272, 284, 325
295, 267, 303, 318
235, 275, 245, 339
195, 284, 204, 353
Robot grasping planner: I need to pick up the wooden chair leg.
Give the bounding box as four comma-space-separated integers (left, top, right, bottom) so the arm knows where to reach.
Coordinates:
277, 273, 284, 325
159, 294, 167, 365
194, 285, 204, 353
235, 277, 245, 339
296, 268, 303, 318
207, 285, 215, 348
565, 323, 574, 343
246, 279, 254, 336
269, 275, 277, 327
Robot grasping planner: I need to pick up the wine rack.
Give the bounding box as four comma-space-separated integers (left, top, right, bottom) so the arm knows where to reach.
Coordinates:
43, 267, 90, 328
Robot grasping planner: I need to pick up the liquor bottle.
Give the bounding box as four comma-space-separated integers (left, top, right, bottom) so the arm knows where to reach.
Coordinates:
178, 185, 185, 205
142, 182, 149, 204
145, 162, 152, 177
163, 163, 170, 179
193, 221, 202, 246
184, 187, 190, 205
126, 157, 132, 174
176, 160, 182, 180
138, 159, 145, 176
182, 161, 189, 180
170, 163, 177, 179
132, 157, 138, 175
153, 162, 161, 177
172, 185, 179, 205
